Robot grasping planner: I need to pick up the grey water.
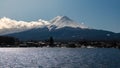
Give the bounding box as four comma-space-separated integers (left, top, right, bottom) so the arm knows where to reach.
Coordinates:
0, 48, 119, 68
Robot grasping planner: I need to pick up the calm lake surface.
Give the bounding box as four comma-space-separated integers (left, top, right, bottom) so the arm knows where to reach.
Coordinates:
0, 48, 119, 68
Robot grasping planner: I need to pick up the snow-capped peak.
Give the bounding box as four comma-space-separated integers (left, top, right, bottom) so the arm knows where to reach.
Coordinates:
50, 16, 73, 23
48, 16, 88, 29
0, 16, 89, 35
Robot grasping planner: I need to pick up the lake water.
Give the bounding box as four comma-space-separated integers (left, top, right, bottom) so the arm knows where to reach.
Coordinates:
0, 48, 119, 68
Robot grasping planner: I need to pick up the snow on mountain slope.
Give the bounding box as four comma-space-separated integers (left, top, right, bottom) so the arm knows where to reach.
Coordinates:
48, 16, 88, 30
0, 17, 50, 35
0, 16, 89, 35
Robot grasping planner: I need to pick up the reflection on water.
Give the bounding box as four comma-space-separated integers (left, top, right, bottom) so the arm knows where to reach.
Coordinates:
0, 48, 120, 68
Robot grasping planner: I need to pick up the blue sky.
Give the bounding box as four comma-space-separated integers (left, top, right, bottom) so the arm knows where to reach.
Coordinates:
0, 0, 120, 33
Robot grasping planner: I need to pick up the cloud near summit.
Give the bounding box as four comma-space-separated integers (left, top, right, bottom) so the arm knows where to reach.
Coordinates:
0, 16, 88, 35
0, 17, 50, 35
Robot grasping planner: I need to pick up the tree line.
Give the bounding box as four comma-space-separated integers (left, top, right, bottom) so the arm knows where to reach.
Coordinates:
0, 36, 19, 46
0, 36, 120, 48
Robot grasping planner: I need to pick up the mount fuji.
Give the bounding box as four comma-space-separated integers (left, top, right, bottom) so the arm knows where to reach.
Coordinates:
48, 16, 88, 30
0, 16, 120, 41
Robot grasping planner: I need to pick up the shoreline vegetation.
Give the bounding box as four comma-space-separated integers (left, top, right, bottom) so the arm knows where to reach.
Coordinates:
0, 36, 120, 48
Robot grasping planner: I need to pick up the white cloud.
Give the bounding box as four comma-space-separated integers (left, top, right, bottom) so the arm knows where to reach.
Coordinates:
0, 17, 50, 35
0, 16, 89, 35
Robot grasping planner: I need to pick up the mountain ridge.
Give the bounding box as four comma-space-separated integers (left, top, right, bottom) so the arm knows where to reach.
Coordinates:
0, 16, 88, 35
0, 16, 120, 41
6, 26, 120, 41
